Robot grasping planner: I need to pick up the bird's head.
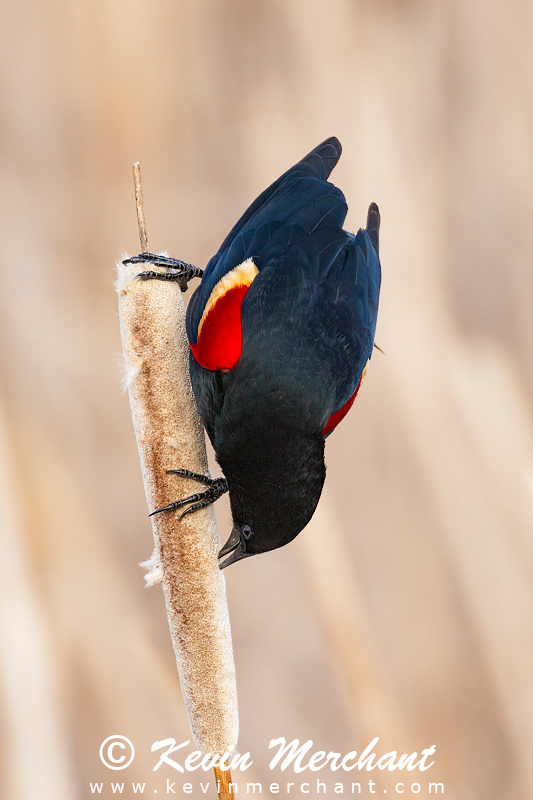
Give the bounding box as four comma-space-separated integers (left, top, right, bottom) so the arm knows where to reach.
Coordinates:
216, 423, 326, 569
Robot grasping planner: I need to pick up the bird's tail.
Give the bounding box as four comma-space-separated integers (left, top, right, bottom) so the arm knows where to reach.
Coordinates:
366, 202, 380, 256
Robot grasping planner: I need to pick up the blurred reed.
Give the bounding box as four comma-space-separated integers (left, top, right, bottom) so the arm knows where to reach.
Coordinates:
1, 1, 533, 798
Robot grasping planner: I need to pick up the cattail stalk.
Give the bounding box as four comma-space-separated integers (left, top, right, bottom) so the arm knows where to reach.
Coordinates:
214, 765, 235, 800
117, 165, 238, 795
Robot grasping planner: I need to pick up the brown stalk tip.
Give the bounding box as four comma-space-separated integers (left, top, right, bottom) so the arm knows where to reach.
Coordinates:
132, 162, 150, 254
214, 766, 234, 800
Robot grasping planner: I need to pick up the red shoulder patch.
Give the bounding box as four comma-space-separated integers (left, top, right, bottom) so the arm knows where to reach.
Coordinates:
322, 364, 368, 436
190, 258, 259, 371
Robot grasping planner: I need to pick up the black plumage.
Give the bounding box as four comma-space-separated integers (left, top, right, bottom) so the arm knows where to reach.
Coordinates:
188, 137, 380, 567
126, 137, 381, 568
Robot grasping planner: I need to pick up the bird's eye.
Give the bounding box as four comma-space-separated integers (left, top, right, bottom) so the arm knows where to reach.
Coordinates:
242, 525, 251, 540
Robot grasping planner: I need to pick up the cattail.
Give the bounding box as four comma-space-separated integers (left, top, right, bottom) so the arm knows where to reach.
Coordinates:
116, 166, 238, 786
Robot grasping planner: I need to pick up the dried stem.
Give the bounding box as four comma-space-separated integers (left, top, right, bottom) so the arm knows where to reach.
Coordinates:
214, 767, 235, 800
133, 162, 149, 253
117, 165, 238, 778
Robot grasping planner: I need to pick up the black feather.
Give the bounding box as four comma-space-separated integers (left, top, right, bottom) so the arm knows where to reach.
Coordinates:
185, 139, 381, 565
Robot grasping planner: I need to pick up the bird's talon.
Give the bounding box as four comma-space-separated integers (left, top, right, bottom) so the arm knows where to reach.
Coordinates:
150, 470, 229, 519
122, 254, 203, 291
122, 252, 161, 265
179, 500, 210, 519
149, 502, 178, 517
136, 270, 165, 281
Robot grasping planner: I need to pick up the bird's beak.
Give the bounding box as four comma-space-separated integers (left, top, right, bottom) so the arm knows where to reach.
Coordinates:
218, 526, 252, 570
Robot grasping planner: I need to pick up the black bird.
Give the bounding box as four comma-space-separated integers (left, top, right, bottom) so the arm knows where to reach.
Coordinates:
125, 137, 381, 568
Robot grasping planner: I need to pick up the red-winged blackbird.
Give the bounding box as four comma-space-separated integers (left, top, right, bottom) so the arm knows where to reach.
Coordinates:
125, 137, 381, 569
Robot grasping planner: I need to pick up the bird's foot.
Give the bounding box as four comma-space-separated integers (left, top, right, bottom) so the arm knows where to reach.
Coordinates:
149, 468, 228, 519
122, 253, 203, 292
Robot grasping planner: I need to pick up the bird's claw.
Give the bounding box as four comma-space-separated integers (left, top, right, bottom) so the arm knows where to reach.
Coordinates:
122, 253, 203, 291
149, 469, 228, 518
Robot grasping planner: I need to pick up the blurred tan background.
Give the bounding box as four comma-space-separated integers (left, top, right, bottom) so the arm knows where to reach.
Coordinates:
1, 0, 533, 798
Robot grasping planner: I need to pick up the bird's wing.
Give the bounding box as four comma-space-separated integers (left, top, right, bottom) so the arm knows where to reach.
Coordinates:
186, 138, 381, 440
318, 220, 381, 435
215, 136, 343, 256
186, 137, 346, 348
231, 222, 380, 435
